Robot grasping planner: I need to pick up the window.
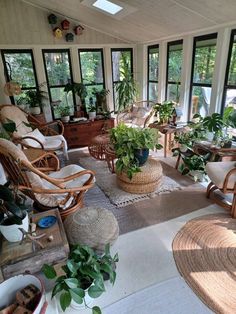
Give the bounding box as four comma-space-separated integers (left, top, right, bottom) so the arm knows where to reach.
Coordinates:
111, 48, 133, 111
42, 49, 74, 119
1, 49, 38, 105
189, 33, 217, 119
147, 45, 159, 101
166, 40, 183, 102
222, 29, 236, 112
78, 49, 105, 109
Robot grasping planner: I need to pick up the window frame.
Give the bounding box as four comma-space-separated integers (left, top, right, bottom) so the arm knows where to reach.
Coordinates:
42, 48, 75, 119
1, 49, 38, 104
111, 47, 133, 111
221, 29, 236, 114
188, 33, 218, 120
165, 39, 183, 101
78, 48, 106, 91
147, 44, 159, 102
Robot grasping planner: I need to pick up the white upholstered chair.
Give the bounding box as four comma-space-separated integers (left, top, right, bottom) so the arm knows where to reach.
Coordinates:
206, 161, 236, 217
0, 104, 69, 160
0, 139, 95, 220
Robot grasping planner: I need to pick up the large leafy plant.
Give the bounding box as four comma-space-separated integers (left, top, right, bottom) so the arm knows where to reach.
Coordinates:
25, 89, 48, 109
42, 244, 118, 314
64, 82, 87, 105
153, 101, 175, 124
110, 123, 162, 179
0, 183, 27, 225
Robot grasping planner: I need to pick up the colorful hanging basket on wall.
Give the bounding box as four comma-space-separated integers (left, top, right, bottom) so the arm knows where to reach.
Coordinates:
74, 25, 84, 35
53, 27, 63, 38
48, 14, 57, 25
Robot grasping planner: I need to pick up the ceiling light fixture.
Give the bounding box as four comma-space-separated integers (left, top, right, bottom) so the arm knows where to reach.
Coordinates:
93, 0, 123, 15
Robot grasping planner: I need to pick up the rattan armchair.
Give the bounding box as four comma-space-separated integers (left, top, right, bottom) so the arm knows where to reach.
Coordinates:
116, 100, 155, 128
0, 104, 68, 159
0, 139, 95, 220
206, 161, 236, 217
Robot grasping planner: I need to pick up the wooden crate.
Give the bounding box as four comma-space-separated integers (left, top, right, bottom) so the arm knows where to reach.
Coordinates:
0, 209, 69, 281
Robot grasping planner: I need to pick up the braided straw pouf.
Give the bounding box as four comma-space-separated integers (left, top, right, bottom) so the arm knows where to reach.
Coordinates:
116, 158, 163, 194
63, 207, 119, 252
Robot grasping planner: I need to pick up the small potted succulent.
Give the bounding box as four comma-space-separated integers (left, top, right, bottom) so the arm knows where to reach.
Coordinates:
42, 244, 118, 314
0, 184, 29, 242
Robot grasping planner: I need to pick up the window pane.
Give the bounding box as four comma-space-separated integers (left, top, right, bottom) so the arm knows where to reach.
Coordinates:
227, 34, 236, 86
148, 82, 158, 101
167, 43, 183, 83
167, 84, 181, 102
148, 46, 159, 81
193, 37, 217, 84
191, 86, 211, 117
79, 51, 104, 84
224, 88, 236, 108
3, 52, 36, 88
50, 87, 74, 119
112, 50, 132, 82
44, 51, 71, 86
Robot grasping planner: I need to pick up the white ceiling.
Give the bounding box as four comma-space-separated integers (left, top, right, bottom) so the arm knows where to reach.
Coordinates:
23, 0, 236, 43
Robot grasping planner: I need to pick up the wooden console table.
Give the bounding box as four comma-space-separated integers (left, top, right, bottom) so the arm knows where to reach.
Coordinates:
63, 118, 115, 149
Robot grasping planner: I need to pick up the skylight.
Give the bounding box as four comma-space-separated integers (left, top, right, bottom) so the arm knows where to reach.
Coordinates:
93, 0, 123, 15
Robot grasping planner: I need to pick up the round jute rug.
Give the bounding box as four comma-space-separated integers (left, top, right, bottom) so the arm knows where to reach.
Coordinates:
172, 213, 236, 314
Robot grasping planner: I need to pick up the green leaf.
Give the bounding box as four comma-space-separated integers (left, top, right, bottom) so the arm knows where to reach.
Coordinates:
52, 283, 63, 298
64, 278, 79, 289
92, 306, 102, 314
66, 260, 78, 274
42, 264, 56, 279
113, 253, 119, 262
110, 270, 116, 285
69, 288, 84, 304
88, 285, 104, 298
60, 291, 71, 312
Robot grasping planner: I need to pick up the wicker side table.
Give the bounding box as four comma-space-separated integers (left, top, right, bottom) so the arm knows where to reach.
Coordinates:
88, 133, 110, 160
105, 145, 116, 173
116, 158, 163, 194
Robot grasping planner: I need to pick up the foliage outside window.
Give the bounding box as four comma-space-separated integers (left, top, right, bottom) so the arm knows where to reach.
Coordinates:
1, 50, 38, 107
147, 45, 159, 102
111, 48, 133, 111
78, 49, 105, 110
189, 34, 217, 119
166, 40, 183, 103
42, 50, 74, 119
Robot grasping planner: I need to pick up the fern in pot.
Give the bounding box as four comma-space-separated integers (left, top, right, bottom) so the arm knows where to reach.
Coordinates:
42, 244, 118, 314
110, 123, 162, 179
0, 184, 29, 242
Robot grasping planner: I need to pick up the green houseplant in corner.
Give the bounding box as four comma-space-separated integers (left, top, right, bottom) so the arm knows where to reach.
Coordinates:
42, 244, 118, 314
153, 101, 175, 125
110, 123, 162, 179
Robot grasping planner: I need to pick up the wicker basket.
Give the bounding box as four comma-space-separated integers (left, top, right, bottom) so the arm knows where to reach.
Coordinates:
88, 133, 110, 160
116, 158, 163, 194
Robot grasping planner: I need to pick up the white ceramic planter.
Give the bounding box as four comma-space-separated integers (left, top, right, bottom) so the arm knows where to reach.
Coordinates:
30, 107, 41, 115
0, 274, 45, 314
0, 212, 29, 242
89, 112, 96, 120
61, 116, 70, 123
70, 287, 94, 309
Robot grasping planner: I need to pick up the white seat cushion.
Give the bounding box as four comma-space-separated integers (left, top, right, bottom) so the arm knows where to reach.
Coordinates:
43, 138, 63, 150
206, 161, 236, 189
23, 129, 46, 147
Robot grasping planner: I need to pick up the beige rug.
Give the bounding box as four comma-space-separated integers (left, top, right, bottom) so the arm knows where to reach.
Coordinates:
79, 156, 181, 207
172, 213, 236, 314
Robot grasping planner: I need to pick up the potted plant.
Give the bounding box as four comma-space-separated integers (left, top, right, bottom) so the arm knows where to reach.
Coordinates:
153, 101, 175, 125
115, 55, 138, 112
25, 89, 48, 115
88, 104, 97, 120
110, 123, 162, 179
92, 88, 110, 113
202, 113, 224, 143
64, 82, 88, 116
58, 105, 71, 123
0, 184, 29, 242
42, 244, 118, 314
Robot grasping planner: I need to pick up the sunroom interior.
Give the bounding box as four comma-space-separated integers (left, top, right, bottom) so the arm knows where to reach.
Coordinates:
0, 0, 236, 313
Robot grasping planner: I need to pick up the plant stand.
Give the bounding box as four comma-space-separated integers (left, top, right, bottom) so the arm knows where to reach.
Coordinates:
88, 133, 110, 160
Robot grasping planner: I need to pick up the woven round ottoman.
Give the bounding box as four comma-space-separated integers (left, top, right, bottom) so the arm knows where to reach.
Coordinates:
116, 158, 163, 194
63, 207, 119, 252
88, 133, 110, 160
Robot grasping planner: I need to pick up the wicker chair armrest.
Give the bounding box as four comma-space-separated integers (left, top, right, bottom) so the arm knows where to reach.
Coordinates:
38, 121, 64, 135
34, 152, 60, 171
15, 136, 45, 149
223, 167, 236, 192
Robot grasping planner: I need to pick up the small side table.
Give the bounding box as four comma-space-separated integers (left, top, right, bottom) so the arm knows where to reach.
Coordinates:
105, 145, 116, 173
88, 133, 110, 160
149, 123, 186, 158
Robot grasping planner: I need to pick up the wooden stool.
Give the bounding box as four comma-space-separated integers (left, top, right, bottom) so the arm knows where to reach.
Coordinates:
116, 158, 163, 194
88, 133, 110, 160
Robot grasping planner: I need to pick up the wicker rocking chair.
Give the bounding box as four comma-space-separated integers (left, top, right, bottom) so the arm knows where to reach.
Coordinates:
0, 104, 68, 159
0, 139, 95, 220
